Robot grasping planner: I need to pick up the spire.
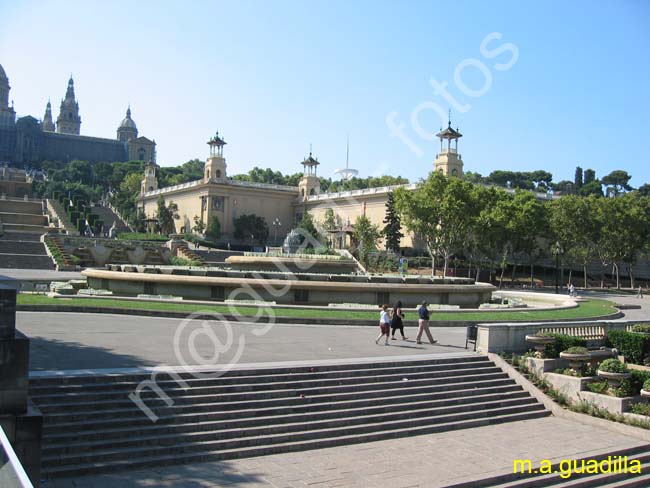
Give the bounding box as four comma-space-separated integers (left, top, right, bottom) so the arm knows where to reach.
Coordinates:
43, 99, 55, 132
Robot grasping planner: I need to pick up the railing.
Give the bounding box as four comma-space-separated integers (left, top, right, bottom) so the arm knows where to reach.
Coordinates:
228, 179, 297, 192
538, 324, 606, 341
0, 425, 34, 488
305, 183, 417, 202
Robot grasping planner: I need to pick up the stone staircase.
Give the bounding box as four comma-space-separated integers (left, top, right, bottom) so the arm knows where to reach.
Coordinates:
177, 244, 205, 264
445, 444, 650, 488
30, 356, 549, 479
0, 231, 54, 269
0, 199, 49, 233
194, 248, 243, 266
91, 205, 131, 234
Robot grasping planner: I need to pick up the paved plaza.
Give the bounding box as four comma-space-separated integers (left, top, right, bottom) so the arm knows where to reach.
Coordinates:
18, 312, 471, 372
46, 416, 648, 488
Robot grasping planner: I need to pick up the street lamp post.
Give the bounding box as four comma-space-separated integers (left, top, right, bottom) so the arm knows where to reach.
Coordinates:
272, 218, 282, 246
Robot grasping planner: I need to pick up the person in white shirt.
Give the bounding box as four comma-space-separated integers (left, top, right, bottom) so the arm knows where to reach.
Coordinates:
375, 304, 391, 345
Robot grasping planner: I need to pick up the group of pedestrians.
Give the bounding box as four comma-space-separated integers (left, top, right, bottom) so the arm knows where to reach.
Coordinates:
375, 300, 438, 346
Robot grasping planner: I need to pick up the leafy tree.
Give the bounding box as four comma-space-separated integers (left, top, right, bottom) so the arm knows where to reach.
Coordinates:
583, 168, 596, 184
637, 184, 650, 197
382, 192, 403, 253
297, 211, 320, 247
233, 214, 269, 244
553, 180, 574, 194
574, 166, 583, 189
322, 208, 337, 231
395, 172, 476, 277
156, 195, 179, 235
579, 180, 603, 197
463, 171, 486, 185
353, 215, 380, 265
601, 170, 632, 196
549, 195, 599, 288
205, 215, 221, 241
192, 215, 206, 235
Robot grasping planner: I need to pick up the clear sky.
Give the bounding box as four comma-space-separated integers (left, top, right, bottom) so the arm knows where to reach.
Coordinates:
1, 0, 649, 186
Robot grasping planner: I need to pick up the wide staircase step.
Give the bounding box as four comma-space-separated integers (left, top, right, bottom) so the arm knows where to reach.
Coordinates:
193, 248, 243, 265
0, 231, 54, 269
444, 444, 650, 488
30, 356, 550, 479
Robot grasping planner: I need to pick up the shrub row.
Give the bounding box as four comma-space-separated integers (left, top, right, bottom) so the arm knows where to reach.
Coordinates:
606, 329, 650, 365
544, 333, 587, 358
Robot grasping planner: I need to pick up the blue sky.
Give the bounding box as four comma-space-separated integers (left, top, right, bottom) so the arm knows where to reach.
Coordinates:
1, 0, 649, 186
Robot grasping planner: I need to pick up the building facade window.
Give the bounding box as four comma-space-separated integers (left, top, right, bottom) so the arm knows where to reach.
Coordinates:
212, 196, 224, 210
294, 289, 309, 303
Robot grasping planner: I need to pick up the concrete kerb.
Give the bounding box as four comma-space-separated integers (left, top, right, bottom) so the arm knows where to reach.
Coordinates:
15, 304, 623, 327
489, 352, 650, 442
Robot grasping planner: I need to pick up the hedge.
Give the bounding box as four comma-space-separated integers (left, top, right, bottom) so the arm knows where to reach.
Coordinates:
544, 333, 587, 358
606, 330, 650, 364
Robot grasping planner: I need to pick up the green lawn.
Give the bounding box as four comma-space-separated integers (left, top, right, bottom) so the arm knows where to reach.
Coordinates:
17, 294, 619, 322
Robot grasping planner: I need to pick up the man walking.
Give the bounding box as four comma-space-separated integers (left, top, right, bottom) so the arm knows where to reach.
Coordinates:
416, 301, 437, 345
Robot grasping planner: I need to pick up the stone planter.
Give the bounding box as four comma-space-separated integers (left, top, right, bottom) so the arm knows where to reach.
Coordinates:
525, 335, 555, 358
597, 370, 632, 388
640, 389, 650, 398
560, 351, 591, 373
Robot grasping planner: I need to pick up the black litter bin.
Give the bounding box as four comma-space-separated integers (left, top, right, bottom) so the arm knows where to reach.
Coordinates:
465, 324, 477, 351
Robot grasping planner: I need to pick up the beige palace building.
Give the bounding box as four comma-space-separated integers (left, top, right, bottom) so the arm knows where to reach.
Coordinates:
138, 123, 465, 249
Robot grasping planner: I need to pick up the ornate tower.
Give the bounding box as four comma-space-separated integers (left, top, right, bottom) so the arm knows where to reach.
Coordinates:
204, 132, 227, 183
298, 152, 321, 201
141, 160, 158, 195
56, 76, 81, 135
117, 107, 138, 142
434, 113, 464, 177
42, 100, 55, 132
0, 63, 16, 127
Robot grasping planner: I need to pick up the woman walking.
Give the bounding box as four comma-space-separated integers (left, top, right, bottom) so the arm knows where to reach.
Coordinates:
375, 304, 391, 345
390, 300, 408, 340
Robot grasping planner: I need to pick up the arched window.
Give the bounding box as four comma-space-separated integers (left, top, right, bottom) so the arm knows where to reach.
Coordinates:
309, 188, 315, 195
215, 170, 221, 178
138, 148, 146, 160
451, 168, 458, 176
148, 186, 153, 192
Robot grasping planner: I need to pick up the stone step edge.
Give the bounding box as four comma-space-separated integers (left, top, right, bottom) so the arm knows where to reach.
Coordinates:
42, 385, 526, 433
30, 359, 494, 391
42, 409, 549, 474
31, 365, 502, 401
39, 379, 519, 421
43, 396, 539, 448
35, 372, 510, 413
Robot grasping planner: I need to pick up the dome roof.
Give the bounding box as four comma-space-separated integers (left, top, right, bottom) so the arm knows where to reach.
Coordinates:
119, 107, 137, 130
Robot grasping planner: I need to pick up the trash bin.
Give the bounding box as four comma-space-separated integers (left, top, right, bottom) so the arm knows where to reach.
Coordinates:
465, 324, 477, 351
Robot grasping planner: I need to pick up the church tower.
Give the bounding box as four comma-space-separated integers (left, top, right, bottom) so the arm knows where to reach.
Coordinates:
56, 76, 81, 135
298, 152, 321, 201
433, 113, 464, 177
0, 63, 16, 127
117, 107, 138, 142
141, 161, 158, 195
42, 100, 55, 132
204, 132, 227, 183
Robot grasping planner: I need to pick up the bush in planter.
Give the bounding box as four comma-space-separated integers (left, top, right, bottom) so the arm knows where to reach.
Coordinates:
631, 403, 650, 416
606, 330, 650, 364
598, 358, 628, 374
545, 334, 587, 359
586, 380, 609, 394
644, 379, 650, 392
563, 346, 589, 355
612, 379, 634, 398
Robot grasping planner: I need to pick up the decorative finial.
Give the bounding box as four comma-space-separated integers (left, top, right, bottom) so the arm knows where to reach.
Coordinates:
448, 109, 451, 127
309, 143, 312, 157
